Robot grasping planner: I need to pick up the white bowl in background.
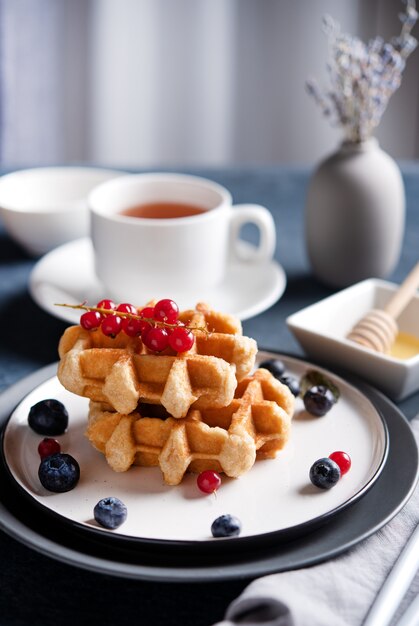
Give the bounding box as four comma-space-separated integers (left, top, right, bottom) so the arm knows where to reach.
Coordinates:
286, 278, 419, 401
0, 167, 124, 256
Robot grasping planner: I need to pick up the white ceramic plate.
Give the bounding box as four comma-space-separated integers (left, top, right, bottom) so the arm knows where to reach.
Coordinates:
28, 238, 286, 322
2, 353, 388, 544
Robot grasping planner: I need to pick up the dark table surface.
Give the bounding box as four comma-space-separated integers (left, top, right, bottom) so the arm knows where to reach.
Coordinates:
0, 164, 418, 626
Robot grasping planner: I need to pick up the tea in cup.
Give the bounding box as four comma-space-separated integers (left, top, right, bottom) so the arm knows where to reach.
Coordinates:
89, 173, 276, 302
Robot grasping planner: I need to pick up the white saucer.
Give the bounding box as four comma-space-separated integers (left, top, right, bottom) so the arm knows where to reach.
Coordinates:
29, 238, 286, 322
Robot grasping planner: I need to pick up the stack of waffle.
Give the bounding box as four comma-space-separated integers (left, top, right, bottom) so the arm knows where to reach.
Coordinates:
58, 303, 294, 485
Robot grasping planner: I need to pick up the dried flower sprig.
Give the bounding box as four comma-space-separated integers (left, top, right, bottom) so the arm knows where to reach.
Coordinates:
306, 0, 418, 142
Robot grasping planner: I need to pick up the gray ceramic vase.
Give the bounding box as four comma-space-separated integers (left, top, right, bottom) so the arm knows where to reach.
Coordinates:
305, 138, 405, 288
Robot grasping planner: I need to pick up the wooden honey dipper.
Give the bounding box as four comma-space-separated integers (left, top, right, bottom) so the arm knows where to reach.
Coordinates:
347, 262, 419, 353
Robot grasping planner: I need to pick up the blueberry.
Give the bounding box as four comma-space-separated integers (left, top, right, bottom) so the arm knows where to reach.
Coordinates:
211, 514, 241, 538
94, 497, 127, 530
38, 453, 80, 492
303, 385, 336, 416
309, 458, 341, 489
28, 399, 69, 436
279, 374, 300, 397
258, 359, 286, 379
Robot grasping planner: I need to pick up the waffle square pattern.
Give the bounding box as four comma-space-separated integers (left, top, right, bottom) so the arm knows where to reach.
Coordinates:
86, 368, 295, 485
58, 303, 257, 418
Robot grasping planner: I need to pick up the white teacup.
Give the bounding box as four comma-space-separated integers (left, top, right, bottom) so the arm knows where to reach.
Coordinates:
89, 173, 276, 302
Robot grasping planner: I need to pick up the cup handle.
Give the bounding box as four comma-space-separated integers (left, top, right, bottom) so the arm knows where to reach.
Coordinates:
229, 204, 276, 262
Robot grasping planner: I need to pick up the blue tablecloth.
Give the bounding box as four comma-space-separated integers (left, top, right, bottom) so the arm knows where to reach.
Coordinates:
0, 164, 418, 626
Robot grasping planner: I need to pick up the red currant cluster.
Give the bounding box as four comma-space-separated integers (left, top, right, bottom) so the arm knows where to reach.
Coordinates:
80, 298, 195, 353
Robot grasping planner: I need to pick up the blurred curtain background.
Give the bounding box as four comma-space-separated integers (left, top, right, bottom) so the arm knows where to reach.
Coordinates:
1, 0, 418, 169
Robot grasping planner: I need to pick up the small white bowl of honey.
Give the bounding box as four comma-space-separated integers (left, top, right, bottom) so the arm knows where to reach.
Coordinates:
286, 278, 419, 401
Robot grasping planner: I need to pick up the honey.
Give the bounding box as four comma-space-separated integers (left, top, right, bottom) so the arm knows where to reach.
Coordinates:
390, 331, 419, 360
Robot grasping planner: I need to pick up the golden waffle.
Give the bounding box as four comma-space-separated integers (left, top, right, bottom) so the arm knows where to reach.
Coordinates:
57, 303, 257, 418
86, 368, 294, 485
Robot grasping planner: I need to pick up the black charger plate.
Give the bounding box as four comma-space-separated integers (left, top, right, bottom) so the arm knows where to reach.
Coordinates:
0, 360, 417, 582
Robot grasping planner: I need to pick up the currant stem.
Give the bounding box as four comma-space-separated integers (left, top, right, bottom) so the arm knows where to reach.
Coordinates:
54, 302, 207, 333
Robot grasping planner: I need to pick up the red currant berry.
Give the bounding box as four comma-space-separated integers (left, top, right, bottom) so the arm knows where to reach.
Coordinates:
117, 303, 137, 315
38, 437, 61, 460
97, 299, 116, 315
168, 326, 194, 352
140, 306, 155, 320
142, 327, 169, 351
154, 299, 179, 324
329, 451, 351, 475
139, 322, 152, 339
101, 315, 122, 337
80, 310, 102, 331
122, 317, 143, 337
197, 470, 221, 494
138, 307, 155, 337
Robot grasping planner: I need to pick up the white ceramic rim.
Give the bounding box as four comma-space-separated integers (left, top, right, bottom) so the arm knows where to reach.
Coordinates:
88, 172, 233, 225
0, 167, 123, 214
